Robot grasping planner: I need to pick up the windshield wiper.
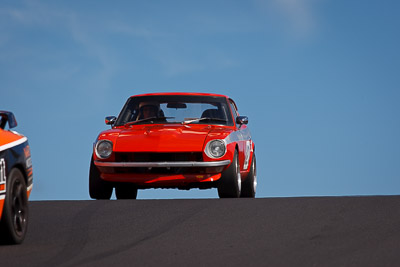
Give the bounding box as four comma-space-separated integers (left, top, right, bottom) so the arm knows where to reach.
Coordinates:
182, 117, 227, 125
124, 117, 175, 126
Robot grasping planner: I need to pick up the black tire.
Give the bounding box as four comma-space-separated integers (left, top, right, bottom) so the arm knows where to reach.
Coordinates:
115, 183, 138, 199
217, 150, 241, 198
0, 168, 28, 244
240, 154, 257, 198
89, 157, 113, 200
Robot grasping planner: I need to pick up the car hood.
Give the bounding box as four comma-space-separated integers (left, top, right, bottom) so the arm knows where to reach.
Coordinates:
106, 124, 230, 152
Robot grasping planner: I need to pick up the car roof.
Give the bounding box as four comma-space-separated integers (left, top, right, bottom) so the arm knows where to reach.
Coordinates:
130, 92, 230, 99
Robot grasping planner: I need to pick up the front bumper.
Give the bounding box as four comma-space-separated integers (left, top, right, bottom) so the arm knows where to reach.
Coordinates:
94, 160, 231, 187
94, 160, 231, 168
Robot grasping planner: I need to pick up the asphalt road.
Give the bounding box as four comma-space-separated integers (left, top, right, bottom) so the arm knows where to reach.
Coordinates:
1, 196, 400, 267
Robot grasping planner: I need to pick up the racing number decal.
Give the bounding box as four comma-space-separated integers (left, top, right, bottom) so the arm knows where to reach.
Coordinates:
224, 129, 252, 171
0, 158, 6, 194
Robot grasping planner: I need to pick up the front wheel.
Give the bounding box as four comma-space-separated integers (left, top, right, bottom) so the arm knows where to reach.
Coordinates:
217, 150, 241, 198
89, 157, 113, 200
0, 168, 29, 244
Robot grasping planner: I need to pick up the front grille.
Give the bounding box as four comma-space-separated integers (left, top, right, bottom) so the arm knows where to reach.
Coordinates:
115, 152, 203, 163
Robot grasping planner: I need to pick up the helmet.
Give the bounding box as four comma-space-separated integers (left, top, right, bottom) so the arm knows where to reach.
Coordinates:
139, 102, 160, 110
137, 102, 160, 120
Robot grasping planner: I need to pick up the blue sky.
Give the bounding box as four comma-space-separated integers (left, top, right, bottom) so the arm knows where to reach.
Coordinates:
1, 0, 399, 200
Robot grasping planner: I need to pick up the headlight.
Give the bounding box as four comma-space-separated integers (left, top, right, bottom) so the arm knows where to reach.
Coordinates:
205, 139, 226, 159
95, 140, 113, 159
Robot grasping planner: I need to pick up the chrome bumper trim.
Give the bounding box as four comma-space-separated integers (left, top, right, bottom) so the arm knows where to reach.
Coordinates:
94, 160, 231, 168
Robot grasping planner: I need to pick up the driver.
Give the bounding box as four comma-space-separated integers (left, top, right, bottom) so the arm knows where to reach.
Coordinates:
137, 102, 160, 120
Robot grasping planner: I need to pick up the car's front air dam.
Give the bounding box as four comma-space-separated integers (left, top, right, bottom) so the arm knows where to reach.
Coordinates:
99, 172, 223, 186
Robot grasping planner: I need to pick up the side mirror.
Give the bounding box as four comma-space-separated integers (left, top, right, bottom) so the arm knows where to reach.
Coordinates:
105, 116, 116, 126
236, 116, 248, 125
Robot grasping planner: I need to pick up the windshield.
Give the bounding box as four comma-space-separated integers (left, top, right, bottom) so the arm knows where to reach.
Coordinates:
115, 95, 234, 126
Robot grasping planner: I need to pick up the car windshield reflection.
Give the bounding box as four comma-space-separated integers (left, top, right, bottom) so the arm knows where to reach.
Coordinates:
115, 95, 234, 126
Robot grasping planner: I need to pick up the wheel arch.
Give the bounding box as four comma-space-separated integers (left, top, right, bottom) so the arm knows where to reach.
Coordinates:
12, 163, 28, 186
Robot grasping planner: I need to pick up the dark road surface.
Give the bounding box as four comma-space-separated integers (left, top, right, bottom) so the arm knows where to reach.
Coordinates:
1, 196, 400, 266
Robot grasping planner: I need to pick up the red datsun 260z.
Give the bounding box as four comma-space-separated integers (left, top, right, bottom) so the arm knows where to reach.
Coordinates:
90, 93, 256, 199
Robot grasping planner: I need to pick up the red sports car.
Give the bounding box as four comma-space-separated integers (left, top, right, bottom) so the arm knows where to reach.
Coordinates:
0, 111, 32, 244
90, 93, 256, 199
